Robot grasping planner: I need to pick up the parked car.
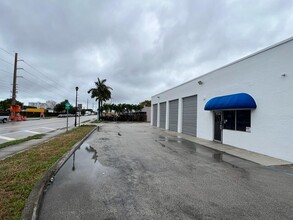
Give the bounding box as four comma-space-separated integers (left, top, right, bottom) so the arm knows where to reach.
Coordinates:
0, 114, 9, 123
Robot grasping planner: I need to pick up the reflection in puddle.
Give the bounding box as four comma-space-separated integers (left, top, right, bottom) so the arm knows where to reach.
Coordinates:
85, 145, 98, 163
213, 152, 223, 162
54, 141, 115, 180
72, 152, 76, 171
158, 135, 226, 163
158, 136, 182, 143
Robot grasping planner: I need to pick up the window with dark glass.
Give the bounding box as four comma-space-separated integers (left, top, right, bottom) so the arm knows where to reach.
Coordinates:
236, 110, 251, 131
223, 110, 251, 132
223, 111, 235, 130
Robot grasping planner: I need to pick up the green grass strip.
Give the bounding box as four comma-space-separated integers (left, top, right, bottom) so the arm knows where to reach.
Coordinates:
0, 125, 95, 220
0, 134, 45, 150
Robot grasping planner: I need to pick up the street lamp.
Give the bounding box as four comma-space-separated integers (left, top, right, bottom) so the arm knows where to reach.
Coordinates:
74, 86, 79, 127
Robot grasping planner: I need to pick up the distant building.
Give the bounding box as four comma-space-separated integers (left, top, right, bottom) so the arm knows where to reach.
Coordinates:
46, 100, 57, 109
28, 100, 56, 110
142, 106, 151, 122
28, 102, 47, 109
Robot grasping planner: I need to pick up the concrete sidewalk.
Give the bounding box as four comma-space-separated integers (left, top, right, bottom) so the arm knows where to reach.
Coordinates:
163, 129, 292, 166
0, 119, 96, 160
0, 128, 66, 160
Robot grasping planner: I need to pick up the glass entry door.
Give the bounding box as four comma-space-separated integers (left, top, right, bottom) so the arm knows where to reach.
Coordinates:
214, 112, 222, 142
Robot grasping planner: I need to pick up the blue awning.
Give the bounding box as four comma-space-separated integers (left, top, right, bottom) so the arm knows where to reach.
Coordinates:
204, 93, 257, 110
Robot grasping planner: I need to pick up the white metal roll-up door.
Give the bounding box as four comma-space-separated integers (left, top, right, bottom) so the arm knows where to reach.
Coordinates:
169, 99, 178, 132
182, 95, 197, 136
159, 102, 166, 128
153, 104, 157, 126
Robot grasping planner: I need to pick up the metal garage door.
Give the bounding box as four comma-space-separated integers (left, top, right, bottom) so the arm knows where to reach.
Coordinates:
169, 99, 178, 132
159, 102, 166, 128
182, 95, 197, 136
153, 104, 157, 126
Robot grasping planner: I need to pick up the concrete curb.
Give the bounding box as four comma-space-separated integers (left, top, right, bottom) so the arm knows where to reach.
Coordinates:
21, 126, 98, 220
0, 130, 64, 161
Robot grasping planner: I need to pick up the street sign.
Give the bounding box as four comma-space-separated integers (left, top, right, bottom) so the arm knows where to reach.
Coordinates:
65, 102, 70, 110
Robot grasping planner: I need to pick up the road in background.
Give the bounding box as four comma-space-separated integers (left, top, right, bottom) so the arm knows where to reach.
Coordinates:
0, 115, 96, 144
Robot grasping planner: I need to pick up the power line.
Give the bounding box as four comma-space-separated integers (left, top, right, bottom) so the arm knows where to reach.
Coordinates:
0, 68, 12, 74
17, 86, 63, 102
0, 57, 13, 65
0, 79, 11, 84
0, 47, 14, 56
21, 69, 72, 99
22, 60, 71, 94
16, 79, 65, 102
21, 68, 71, 96
18, 76, 75, 104
0, 81, 11, 89
0, 62, 13, 69
0, 51, 77, 104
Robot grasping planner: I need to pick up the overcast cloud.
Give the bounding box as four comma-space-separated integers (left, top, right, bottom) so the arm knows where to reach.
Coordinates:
0, 0, 293, 108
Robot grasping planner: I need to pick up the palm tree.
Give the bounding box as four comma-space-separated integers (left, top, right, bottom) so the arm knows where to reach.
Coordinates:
88, 78, 112, 118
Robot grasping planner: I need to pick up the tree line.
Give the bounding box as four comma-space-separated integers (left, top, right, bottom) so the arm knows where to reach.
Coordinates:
100, 103, 143, 115
87, 77, 151, 117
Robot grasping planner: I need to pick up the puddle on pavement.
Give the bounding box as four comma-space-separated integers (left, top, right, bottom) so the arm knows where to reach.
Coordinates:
157, 135, 226, 163
213, 152, 223, 162
44, 141, 116, 193
158, 136, 182, 143
39, 139, 119, 219
85, 145, 98, 162
267, 165, 293, 177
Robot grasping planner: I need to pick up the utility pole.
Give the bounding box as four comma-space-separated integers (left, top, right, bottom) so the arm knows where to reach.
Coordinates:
11, 53, 18, 105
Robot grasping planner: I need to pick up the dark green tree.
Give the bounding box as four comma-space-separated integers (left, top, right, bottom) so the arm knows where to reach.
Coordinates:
88, 78, 112, 118
139, 100, 151, 107
101, 103, 115, 113
133, 104, 143, 112
54, 100, 74, 113
0, 98, 23, 112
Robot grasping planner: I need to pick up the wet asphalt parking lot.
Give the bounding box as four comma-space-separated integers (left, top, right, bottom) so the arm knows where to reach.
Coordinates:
39, 123, 293, 220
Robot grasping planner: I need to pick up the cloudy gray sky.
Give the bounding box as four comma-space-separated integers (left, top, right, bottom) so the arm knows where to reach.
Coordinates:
1, 0, 293, 109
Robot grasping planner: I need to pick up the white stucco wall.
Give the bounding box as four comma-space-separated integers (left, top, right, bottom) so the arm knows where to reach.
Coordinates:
142, 107, 151, 122
151, 38, 293, 162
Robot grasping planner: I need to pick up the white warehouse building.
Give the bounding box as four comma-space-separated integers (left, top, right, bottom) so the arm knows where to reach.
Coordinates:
151, 37, 293, 162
